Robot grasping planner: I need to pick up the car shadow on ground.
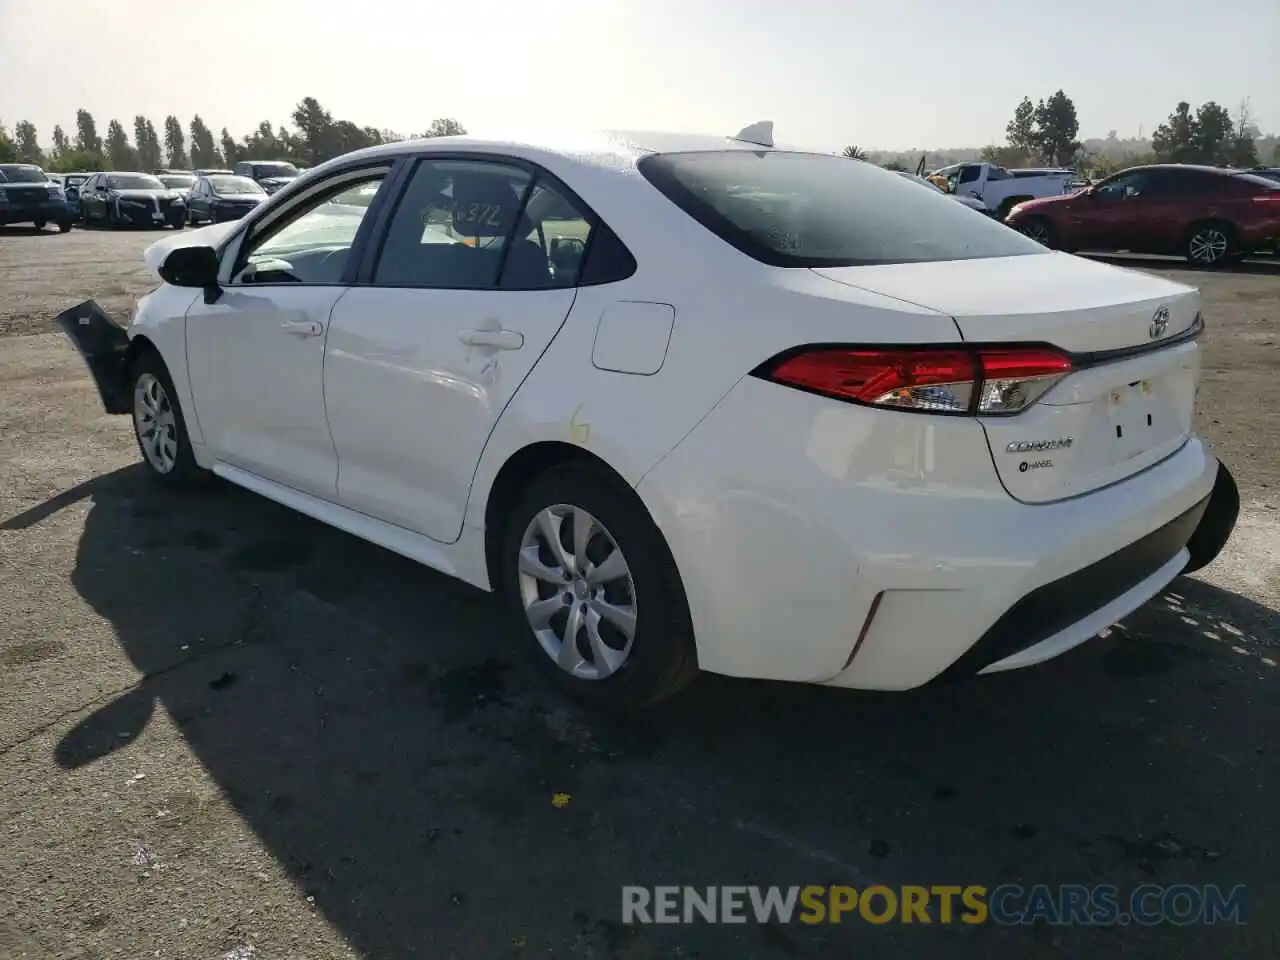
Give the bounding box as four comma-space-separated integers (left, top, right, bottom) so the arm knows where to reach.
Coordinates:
1082, 253, 1280, 276
5, 466, 1277, 958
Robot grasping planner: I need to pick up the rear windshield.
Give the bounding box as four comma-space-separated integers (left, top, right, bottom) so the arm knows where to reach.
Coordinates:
209, 175, 266, 195
250, 162, 299, 179
0, 164, 48, 183
638, 151, 1047, 267
1234, 172, 1280, 188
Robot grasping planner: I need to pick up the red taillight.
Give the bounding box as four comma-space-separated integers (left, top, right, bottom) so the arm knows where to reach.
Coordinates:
757, 345, 1073, 415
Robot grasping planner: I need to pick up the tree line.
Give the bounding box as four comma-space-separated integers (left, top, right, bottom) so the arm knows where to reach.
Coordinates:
0, 97, 466, 172
854, 92, 1276, 178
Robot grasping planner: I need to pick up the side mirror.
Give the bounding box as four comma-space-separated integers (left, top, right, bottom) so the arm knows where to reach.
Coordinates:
1083, 185, 1097, 198
159, 245, 220, 288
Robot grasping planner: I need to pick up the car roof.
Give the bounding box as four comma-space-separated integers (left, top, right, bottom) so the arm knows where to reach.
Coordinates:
1121, 163, 1236, 176
334, 128, 819, 174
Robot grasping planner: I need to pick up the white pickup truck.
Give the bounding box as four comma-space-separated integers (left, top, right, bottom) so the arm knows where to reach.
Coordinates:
929, 162, 1077, 219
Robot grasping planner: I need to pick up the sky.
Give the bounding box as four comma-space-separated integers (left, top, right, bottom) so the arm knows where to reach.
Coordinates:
1, 0, 1276, 154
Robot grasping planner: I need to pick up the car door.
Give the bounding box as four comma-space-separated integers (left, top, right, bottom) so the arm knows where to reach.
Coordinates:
189, 179, 204, 220
81, 175, 100, 219
1121, 169, 1186, 253
1067, 169, 1151, 250
951, 164, 984, 200
184, 162, 395, 498
323, 155, 588, 542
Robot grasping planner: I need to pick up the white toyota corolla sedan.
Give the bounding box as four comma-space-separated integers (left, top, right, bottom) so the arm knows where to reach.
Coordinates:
57, 124, 1239, 708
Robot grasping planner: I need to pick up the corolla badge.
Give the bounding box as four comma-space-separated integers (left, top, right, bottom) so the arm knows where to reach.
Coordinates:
1149, 305, 1170, 339
1005, 438, 1073, 454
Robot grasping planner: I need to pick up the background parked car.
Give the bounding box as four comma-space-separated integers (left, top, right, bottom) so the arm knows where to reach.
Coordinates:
80, 172, 187, 228
61, 173, 92, 220
193, 168, 233, 178
233, 159, 301, 194
928, 162, 1076, 218
186, 174, 268, 224
1005, 164, 1280, 266
0, 163, 73, 232
157, 173, 197, 202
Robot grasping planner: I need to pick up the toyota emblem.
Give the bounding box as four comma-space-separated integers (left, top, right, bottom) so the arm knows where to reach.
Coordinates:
1149, 306, 1170, 339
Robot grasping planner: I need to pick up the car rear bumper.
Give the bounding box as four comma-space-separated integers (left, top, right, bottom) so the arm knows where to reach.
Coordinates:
638, 376, 1228, 689
115, 202, 185, 226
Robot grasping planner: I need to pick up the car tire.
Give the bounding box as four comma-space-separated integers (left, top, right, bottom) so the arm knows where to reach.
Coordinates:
1017, 216, 1055, 248
1184, 221, 1236, 268
58, 220, 72, 233
499, 461, 699, 710
33, 219, 46, 230
128, 350, 206, 489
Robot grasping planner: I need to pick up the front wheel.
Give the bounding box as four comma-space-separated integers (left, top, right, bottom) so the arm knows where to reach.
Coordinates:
500, 463, 698, 710
129, 352, 206, 488
1185, 222, 1235, 267
1017, 216, 1055, 248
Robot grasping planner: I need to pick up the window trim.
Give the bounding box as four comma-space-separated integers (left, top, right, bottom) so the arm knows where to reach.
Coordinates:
220, 158, 406, 289
354, 150, 636, 292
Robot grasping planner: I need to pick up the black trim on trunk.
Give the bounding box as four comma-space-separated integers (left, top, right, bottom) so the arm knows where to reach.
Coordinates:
55, 300, 132, 414
936, 495, 1210, 680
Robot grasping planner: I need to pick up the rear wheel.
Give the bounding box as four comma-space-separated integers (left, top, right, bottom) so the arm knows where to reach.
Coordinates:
499, 462, 698, 710
129, 351, 205, 488
1018, 216, 1055, 248
1185, 221, 1235, 267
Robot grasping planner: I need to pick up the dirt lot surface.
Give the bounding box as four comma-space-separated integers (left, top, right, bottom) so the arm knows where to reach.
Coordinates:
1, 226, 1277, 959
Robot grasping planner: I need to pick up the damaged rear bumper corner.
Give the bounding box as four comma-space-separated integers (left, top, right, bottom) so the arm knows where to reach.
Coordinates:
55, 299, 132, 414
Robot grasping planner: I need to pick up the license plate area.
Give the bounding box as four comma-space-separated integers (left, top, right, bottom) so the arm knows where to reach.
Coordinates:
1106, 379, 1160, 463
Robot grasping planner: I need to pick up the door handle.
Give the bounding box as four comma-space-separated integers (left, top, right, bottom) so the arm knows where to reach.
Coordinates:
280, 319, 324, 338
459, 329, 524, 350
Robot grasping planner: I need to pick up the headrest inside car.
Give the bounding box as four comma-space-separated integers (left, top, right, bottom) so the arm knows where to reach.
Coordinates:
451, 175, 523, 238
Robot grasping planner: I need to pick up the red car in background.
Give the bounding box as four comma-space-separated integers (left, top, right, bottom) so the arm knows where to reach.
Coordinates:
1004, 164, 1280, 267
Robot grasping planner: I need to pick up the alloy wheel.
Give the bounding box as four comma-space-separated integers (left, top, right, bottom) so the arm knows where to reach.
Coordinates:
1021, 221, 1051, 246
1189, 227, 1228, 265
133, 373, 178, 473
517, 504, 637, 680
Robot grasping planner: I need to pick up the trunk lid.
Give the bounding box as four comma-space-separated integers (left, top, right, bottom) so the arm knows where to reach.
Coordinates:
812, 252, 1202, 503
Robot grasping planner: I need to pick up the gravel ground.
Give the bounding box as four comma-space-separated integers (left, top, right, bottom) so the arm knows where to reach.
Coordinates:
0, 225, 1277, 959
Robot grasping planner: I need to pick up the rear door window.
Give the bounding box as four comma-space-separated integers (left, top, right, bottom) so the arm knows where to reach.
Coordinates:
371, 158, 533, 289
638, 150, 1046, 267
